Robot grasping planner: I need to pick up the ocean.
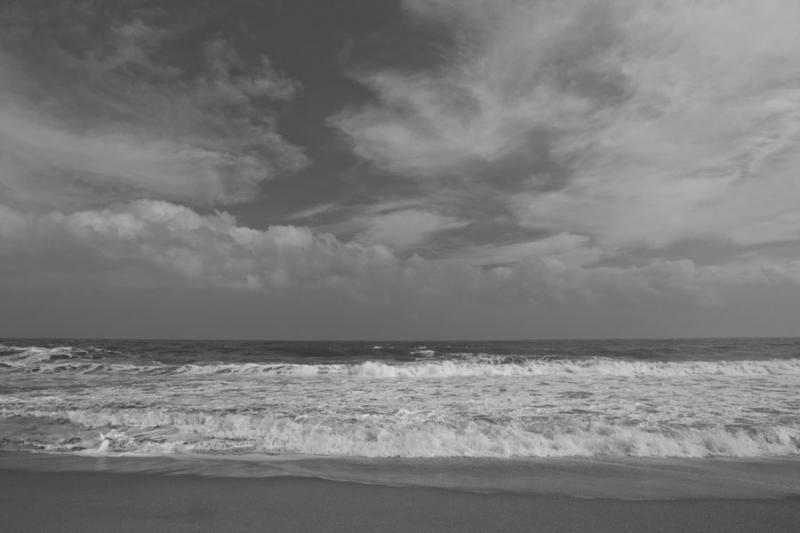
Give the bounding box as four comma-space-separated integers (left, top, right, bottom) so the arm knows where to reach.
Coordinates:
2, 337, 799, 499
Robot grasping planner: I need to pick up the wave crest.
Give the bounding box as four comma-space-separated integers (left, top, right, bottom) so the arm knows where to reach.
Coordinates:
4, 343, 800, 378
5, 408, 799, 458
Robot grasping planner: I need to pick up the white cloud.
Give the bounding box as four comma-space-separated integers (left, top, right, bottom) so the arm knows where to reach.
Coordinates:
3, 2, 800, 337
0, 10, 307, 210
288, 203, 340, 221
355, 209, 467, 249
0, 103, 274, 207
2, 200, 799, 310
335, 0, 800, 253
0, 200, 396, 291
202, 38, 298, 102
332, 0, 619, 177
451, 233, 601, 267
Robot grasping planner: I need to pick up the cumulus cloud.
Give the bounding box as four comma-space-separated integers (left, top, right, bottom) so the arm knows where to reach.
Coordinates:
0, 2, 307, 210
2, 200, 799, 311
0, 200, 398, 292
354, 208, 467, 249
334, 0, 800, 253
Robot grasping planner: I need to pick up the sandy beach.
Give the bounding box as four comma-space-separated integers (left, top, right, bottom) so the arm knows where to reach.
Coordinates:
1, 467, 799, 533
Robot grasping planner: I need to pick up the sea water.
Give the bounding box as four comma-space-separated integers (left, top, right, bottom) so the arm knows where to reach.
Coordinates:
1, 338, 799, 498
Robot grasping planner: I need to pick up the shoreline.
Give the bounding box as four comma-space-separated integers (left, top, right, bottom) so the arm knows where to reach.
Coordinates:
2, 467, 800, 533
2, 451, 800, 500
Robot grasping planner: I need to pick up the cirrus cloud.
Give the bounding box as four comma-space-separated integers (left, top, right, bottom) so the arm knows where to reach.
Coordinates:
0, 2, 307, 210
334, 0, 800, 254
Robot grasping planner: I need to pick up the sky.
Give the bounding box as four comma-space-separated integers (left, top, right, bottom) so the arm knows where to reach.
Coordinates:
2, 0, 800, 339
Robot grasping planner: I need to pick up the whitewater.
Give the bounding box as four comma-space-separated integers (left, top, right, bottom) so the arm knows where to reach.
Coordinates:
1, 338, 799, 461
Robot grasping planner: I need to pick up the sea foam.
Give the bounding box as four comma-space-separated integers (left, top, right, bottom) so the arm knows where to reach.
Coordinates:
4, 344, 800, 377
5, 407, 798, 459
3, 341, 799, 462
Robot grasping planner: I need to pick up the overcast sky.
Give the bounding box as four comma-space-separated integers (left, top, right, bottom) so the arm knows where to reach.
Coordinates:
2, 0, 800, 339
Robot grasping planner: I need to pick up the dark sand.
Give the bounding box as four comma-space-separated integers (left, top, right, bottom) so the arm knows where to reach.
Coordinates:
2, 468, 799, 533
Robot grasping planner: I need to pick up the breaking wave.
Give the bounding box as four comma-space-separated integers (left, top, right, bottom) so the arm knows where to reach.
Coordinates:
3, 344, 800, 378
3, 408, 798, 459
3, 340, 799, 464
341, 358, 800, 378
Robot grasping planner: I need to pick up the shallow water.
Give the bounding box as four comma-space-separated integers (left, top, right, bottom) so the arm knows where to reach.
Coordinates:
2, 452, 799, 500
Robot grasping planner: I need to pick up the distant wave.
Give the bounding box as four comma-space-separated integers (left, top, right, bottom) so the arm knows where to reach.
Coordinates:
4, 344, 800, 378
339, 358, 800, 378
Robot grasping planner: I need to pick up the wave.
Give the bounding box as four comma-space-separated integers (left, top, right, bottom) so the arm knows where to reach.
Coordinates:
4, 407, 798, 459
344, 358, 800, 378
4, 347, 800, 378
0, 345, 81, 367
4, 344, 800, 378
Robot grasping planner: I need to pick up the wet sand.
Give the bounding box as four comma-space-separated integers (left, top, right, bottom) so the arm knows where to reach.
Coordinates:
2, 468, 799, 533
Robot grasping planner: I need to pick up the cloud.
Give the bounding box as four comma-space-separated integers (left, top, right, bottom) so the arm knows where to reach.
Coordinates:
334, 0, 800, 254
0, 3, 307, 210
2, 200, 799, 310
0, 200, 396, 292
354, 208, 467, 249
332, 0, 620, 178
450, 233, 601, 267
2, 1, 800, 337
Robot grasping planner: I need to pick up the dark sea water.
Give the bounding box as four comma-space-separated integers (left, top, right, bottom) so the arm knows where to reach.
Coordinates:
2, 337, 800, 498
